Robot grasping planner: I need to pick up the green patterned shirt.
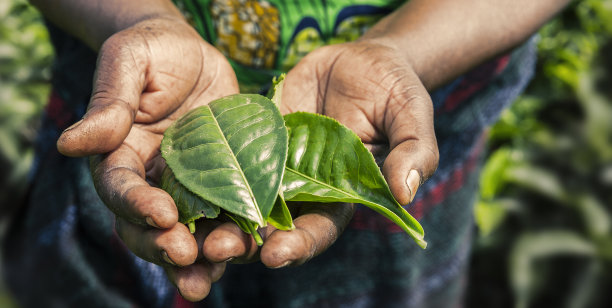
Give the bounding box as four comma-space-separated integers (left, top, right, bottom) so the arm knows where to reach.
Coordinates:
174, 0, 404, 92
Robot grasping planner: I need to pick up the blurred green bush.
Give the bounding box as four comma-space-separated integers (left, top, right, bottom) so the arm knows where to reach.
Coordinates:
1, 1, 52, 306
468, 1, 612, 307
0, 0, 52, 215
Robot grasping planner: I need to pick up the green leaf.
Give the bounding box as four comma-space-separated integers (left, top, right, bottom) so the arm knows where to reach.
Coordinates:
510, 231, 596, 308
281, 112, 426, 248
226, 213, 251, 234
226, 213, 264, 246
474, 199, 516, 236
267, 193, 295, 231
161, 94, 288, 227
479, 147, 512, 200
160, 165, 220, 227
226, 193, 293, 245
266, 74, 285, 107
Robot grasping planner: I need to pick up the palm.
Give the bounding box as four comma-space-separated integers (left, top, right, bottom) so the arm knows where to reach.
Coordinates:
111, 23, 239, 184
282, 42, 427, 149
281, 39, 438, 206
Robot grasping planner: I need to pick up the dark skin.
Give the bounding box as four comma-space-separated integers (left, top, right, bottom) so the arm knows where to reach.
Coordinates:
31, 0, 570, 301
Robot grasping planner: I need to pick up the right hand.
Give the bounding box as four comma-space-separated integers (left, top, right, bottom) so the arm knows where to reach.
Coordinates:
56, 16, 239, 301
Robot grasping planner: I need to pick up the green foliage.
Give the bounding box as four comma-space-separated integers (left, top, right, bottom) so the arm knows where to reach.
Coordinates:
283, 112, 426, 248
161, 94, 289, 228
160, 165, 221, 224
266, 193, 294, 231
510, 232, 598, 308
470, 1, 612, 307
0, 0, 52, 214
0, 1, 52, 305
161, 93, 426, 247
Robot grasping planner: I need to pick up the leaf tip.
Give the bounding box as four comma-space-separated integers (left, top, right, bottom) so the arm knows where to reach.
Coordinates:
418, 239, 427, 249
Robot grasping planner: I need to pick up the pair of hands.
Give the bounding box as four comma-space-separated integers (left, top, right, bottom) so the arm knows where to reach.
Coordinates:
57, 17, 439, 301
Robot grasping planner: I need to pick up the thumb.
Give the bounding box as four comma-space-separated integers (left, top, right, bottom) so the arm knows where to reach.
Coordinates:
382, 140, 438, 206
381, 78, 439, 206
57, 34, 145, 157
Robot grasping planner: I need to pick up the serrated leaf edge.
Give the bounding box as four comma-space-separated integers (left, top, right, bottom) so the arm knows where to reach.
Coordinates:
208, 100, 265, 225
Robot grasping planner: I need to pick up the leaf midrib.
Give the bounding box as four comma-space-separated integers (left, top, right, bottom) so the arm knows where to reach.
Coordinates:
209, 104, 264, 225
284, 167, 426, 242
285, 167, 373, 206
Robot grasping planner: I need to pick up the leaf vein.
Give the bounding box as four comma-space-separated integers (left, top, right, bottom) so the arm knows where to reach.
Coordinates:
233, 126, 275, 157
182, 167, 237, 174
175, 142, 227, 152
173, 123, 216, 144
222, 109, 268, 135
209, 106, 264, 224
285, 167, 358, 201
176, 111, 212, 130
296, 126, 309, 170
213, 101, 259, 118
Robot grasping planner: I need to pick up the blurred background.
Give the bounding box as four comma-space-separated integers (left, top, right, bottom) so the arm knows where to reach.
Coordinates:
0, 0, 610, 307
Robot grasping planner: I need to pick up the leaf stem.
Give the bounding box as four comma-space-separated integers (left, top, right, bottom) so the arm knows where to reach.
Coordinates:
247, 221, 263, 246
188, 221, 196, 234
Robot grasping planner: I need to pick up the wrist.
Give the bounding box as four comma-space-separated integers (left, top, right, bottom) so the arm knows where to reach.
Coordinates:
95, 12, 187, 51
31, 0, 186, 51
357, 8, 435, 90
359, 0, 571, 91
354, 35, 427, 89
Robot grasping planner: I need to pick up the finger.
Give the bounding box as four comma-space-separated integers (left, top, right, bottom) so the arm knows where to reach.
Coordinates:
202, 222, 259, 263
164, 260, 226, 302
57, 33, 146, 157
116, 217, 197, 266
259, 202, 354, 268
191, 219, 223, 259
382, 73, 439, 205
91, 145, 178, 228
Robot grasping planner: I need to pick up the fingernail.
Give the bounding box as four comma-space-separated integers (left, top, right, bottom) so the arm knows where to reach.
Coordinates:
270, 260, 291, 269
63, 119, 83, 132
146, 217, 159, 228
161, 250, 177, 266
407, 170, 420, 203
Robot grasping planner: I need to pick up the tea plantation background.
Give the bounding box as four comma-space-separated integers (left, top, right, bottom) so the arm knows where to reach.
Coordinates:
1, 0, 611, 307
466, 1, 612, 307
1, 1, 53, 306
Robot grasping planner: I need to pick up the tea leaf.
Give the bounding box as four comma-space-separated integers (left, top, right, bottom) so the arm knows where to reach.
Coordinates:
226, 213, 264, 246
282, 112, 426, 248
266, 74, 285, 107
160, 166, 220, 229
161, 94, 288, 227
267, 193, 294, 230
